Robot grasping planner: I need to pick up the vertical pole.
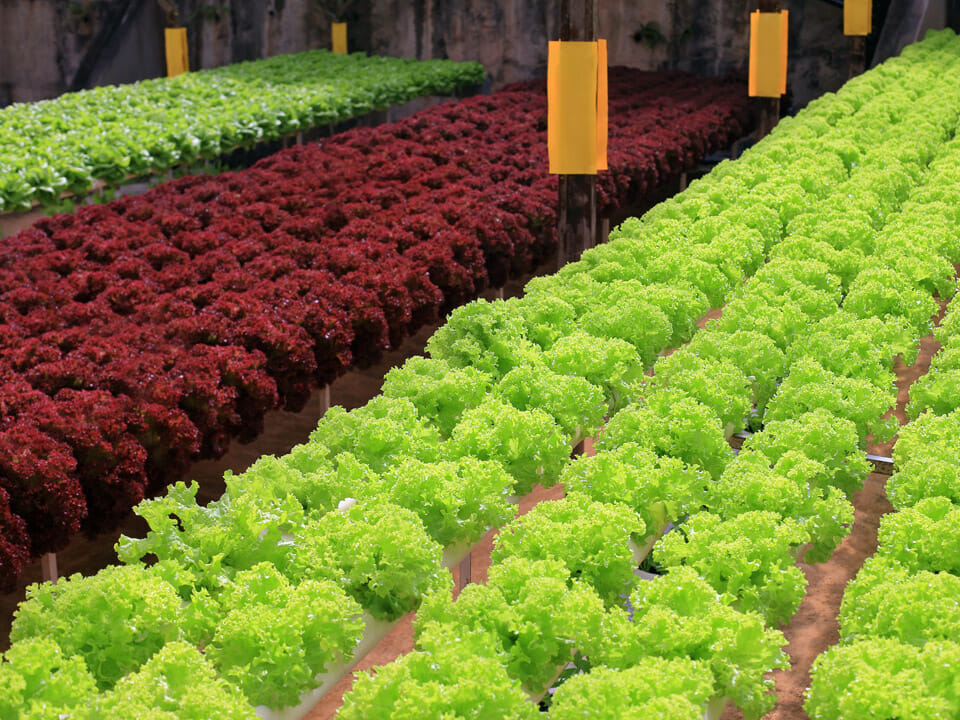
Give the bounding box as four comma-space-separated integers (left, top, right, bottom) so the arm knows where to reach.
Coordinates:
320, 385, 331, 416
557, 0, 598, 270
41, 552, 58, 584
755, 0, 781, 141
849, 36, 867, 78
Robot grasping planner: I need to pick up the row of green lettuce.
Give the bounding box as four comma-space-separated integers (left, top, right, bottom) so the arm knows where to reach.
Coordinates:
2, 28, 959, 720
0, 51, 484, 213
806, 302, 960, 714
338, 30, 960, 720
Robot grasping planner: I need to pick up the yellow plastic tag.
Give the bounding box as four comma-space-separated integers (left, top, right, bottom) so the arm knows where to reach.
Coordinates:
548, 40, 608, 175
332, 22, 348, 54
748, 10, 788, 98
844, 0, 872, 36
164, 27, 189, 78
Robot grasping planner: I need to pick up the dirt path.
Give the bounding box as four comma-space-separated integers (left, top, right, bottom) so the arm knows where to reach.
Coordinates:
722, 327, 941, 720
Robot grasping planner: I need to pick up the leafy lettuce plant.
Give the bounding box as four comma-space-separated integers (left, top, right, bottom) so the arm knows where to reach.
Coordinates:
415, 557, 608, 692
339, 629, 539, 720
10, 565, 182, 689
806, 638, 960, 720
560, 442, 709, 541
707, 450, 853, 563
646, 251, 732, 306
742, 409, 871, 497
843, 266, 939, 335
542, 330, 645, 413
445, 396, 569, 495
116, 478, 305, 594
838, 556, 960, 646
655, 511, 809, 626
92, 641, 256, 719
380, 356, 492, 437
893, 408, 960, 470
425, 299, 542, 379
187, 563, 363, 709
490, 492, 644, 606
787, 311, 916, 385
906, 366, 960, 419
0, 637, 98, 719
876, 496, 960, 572
580, 287, 673, 367
306, 396, 441, 472
764, 357, 898, 444
648, 349, 752, 434
550, 658, 715, 720
286, 500, 447, 621
686, 329, 786, 417
496, 361, 607, 441
591, 567, 788, 719
597, 389, 734, 479
367, 455, 515, 547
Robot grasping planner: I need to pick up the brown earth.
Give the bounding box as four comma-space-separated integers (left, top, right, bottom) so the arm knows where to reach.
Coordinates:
721, 322, 942, 720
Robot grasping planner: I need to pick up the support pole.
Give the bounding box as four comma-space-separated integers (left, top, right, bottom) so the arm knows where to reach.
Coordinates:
849, 35, 867, 78
556, 0, 598, 270
320, 385, 331, 416
41, 552, 58, 584
754, 0, 782, 141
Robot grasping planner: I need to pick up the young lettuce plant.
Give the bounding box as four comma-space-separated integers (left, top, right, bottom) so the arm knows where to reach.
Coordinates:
425, 299, 543, 378
654, 510, 810, 626
590, 567, 788, 719
597, 388, 734, 479
550, 658, 715, 720
806, 638, 960, 720
542, 330, 645, 413
686, 329, 786, 419
380, 356, 492, 437
496, 361, 607, 442
0, 637, 98, 719
93, 641, 256, 719
764, 357, 898, 445
560, 442, 709, 542
286, 501, 448, 621
415, 557, 608, 693
339, 629, 539, 720
367, 455, 515, 548
707, 450, 853, 563
838, 556, 960, 647
875, 496, 960, 573
306, 396, 441, 472
186, 563, 363, 709
490, 492, 645, 606
742, 409, 871, 497
10, 565, 182, 690
445, 396, 569, 496
648, 349, 752, 435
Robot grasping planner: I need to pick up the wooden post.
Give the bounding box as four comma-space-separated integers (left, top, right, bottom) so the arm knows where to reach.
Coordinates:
41, 552, 58, 584
755, 0, 781, 141
849, 35, 867, 78
320, 385, 331, 416
557, 0, 598, 270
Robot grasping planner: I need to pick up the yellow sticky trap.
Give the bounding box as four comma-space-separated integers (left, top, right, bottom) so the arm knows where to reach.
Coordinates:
548, 40, 609, 175
332, 22, 348, 54
164, 27, 189, 78
844, 0, 872, 35
748, 10, 789, 98
596, 39, 608, 171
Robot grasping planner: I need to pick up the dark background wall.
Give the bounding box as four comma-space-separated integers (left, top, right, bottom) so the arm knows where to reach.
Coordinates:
0, 0, 952, 110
